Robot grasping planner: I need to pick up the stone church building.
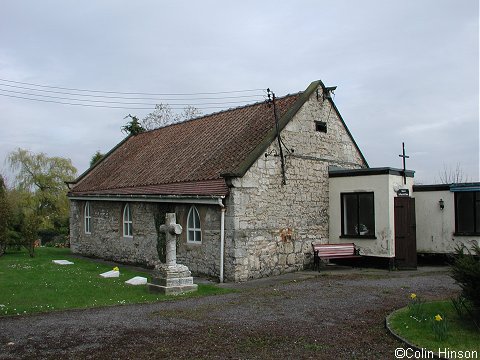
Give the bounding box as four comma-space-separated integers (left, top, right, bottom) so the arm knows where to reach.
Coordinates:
68, 80, 370, 282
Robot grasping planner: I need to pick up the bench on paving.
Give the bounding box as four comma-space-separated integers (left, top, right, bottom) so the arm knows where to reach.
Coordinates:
311, 242, 361, 271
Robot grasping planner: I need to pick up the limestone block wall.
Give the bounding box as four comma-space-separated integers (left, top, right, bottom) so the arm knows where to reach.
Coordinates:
175, 204, 223, 278
226, 87, 366, 281
70, 200, 223, 278
70, 200, 158, 266
226, 158, 330, 281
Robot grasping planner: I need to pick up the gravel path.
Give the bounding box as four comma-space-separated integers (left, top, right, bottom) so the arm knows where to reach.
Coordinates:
0, 266, 459, 359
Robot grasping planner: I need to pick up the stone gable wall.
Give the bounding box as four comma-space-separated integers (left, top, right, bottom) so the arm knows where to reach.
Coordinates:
226, 87, 366, 281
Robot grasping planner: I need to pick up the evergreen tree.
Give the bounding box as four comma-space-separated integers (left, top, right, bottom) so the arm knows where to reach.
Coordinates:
90, 151, 104, 167
121, 115, 145, 135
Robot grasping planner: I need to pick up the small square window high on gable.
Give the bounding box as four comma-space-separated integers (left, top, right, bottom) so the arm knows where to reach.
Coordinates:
315, 121, 327, 133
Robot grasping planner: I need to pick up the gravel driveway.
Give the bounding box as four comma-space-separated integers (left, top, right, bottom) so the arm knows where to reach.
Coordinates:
0, 266, 459, 359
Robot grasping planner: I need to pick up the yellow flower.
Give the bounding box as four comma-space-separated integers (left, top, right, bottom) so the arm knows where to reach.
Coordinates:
434, 314, 443, 321
410, 293, 417, 300
113, 266, 119, 271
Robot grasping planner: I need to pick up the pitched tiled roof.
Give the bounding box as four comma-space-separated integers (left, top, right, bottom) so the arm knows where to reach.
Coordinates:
69, 93, 301, 197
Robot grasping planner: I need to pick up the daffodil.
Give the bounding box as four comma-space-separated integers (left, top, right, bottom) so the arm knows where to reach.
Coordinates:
410, 293, 417, 300
434, 314, 443, 321
113, 266, 119, 271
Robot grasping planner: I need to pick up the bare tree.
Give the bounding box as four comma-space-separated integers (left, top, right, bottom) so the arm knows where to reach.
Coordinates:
179, 105, 202, 122
436, 163, 469, 184
141, 104, 202, 130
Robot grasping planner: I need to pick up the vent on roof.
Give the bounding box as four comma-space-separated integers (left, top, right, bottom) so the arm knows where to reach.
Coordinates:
315, 121, 327, 133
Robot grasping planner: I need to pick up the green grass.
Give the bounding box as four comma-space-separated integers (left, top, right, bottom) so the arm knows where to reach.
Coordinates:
388, 301, 480, 354
0, 247, 232, 316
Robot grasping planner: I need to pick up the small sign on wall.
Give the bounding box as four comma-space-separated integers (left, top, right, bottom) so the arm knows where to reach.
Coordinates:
397, 189, 410, 197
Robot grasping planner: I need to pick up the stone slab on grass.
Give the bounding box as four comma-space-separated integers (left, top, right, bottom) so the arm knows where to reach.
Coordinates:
99, 270, 120, 278
125, 276, 148, 286
52, 260, 74, 265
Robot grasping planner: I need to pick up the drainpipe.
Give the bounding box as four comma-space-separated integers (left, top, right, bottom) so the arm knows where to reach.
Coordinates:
218, 198, 226, 283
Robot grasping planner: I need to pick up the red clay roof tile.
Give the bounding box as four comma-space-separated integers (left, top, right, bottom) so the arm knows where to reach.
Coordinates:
70, 179, 229, 197
70, 94, 300, 197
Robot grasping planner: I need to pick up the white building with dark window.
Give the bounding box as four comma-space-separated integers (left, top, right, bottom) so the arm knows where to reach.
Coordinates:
413, 183, 480, 254
329, 168, 416, 269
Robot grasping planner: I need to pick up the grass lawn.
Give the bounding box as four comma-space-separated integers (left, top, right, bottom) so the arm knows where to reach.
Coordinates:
388, 300, 480, 354
0, 247, 232, 316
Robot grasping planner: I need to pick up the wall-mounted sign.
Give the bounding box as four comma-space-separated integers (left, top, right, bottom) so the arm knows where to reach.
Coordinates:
397, 189, 410, 197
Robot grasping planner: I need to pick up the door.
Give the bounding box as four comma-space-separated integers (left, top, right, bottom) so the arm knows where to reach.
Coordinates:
394, 197, 417, 269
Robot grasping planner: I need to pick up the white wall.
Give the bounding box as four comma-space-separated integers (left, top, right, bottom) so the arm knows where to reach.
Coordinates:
414, 190, 480, 253
329, 172, 414, 258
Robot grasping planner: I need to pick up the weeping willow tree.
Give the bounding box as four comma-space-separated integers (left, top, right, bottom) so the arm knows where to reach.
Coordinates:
7, 148, 77, 254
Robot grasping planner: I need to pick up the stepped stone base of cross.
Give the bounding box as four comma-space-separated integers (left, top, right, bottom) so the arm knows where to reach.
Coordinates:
148, 263, 197, 295
147, 213, 198, 295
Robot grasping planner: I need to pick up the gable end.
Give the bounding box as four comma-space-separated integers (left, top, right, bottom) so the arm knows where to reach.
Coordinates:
221, 80, 322, 178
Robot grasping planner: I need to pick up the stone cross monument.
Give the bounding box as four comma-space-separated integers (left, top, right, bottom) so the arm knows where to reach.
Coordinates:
148, 213, 198, 295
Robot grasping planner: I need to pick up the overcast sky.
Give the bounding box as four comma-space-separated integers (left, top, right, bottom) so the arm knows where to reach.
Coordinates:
0, 0, 478, 185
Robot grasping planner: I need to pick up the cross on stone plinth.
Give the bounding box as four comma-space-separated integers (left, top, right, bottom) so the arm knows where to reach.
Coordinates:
158, 214, 182, 267
147, 213, 198, 295
398, 142, 410, 185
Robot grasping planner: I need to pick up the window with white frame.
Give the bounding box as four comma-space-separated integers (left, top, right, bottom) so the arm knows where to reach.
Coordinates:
187, 206, 202, 243
84, 201, 91, 234
123, 203, 133, 237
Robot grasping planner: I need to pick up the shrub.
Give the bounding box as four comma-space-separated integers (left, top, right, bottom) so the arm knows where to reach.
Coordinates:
0, 176, 8, 256
44, 234, 69, 248
38, 228, 60, 244
450, 244, 480, 325
6, 229, 23, 250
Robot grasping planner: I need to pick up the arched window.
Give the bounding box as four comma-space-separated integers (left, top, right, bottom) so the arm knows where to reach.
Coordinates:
84, 202, 91, 234
123, 204, 133, 237
187, 206, 202, 243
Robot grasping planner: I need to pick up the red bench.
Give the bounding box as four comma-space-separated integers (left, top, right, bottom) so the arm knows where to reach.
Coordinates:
311, 242, 360, 270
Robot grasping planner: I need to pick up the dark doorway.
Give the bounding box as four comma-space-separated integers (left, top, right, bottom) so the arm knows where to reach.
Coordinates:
394, 197, 417, 269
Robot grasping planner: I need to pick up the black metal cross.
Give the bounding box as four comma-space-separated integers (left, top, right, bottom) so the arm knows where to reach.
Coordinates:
398, 142, 409, 184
